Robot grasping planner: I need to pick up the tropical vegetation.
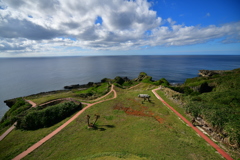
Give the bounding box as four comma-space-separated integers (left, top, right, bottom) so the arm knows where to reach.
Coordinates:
171, 68, 240, 148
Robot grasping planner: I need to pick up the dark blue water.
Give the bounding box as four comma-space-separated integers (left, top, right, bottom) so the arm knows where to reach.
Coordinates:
0, 55, 240, 118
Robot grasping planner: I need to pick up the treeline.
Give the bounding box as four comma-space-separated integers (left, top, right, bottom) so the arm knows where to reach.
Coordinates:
170, 68, 240, 147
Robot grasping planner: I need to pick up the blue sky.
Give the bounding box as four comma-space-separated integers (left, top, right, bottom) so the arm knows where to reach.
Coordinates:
0, 0, 239, 57
152, 0, 240, 26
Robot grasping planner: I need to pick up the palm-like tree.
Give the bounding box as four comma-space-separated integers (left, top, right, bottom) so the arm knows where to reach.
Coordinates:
86, 114, 100, 129
93, 114, 100, 126
86, 115, 91, 127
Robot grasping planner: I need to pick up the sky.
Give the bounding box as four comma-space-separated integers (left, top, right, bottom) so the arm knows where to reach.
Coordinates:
0, 0, 240, 57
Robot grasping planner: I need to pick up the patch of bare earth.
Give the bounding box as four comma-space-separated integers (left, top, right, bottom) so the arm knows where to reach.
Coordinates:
113, 99, 164, 124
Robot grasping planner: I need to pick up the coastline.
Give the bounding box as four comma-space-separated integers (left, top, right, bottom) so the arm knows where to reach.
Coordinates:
1, 55, 240, 119
1, 68, 233, 109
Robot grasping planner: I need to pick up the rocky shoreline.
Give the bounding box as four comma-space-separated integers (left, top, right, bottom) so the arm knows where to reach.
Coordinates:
198, 69, 230, 77
3, 69, 232, 108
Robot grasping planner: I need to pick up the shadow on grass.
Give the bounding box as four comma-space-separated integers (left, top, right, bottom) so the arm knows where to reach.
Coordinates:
88, 125, 115, 131
141, 99, 155, 104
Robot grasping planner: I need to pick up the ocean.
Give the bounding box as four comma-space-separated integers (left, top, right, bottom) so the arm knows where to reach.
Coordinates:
0, 55, 240, 118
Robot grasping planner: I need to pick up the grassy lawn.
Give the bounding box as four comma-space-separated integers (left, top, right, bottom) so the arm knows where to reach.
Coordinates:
22, 83, 221, 160
26, 91, 77, 105
0, 116, 74, 160
26, 83, 110, 105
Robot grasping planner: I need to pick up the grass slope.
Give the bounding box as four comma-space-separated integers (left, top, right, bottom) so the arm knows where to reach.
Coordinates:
172, 69, 240, 149
19, 83, 221, 160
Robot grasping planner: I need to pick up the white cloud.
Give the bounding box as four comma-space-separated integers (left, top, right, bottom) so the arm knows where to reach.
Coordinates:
149, 22, 240, 46
0, 0, 239, 56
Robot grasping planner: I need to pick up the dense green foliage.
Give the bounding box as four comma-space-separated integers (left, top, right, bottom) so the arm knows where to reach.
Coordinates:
0, 98, 31, 129
173, 68, 240, 146
154, 78, 170, 86
17, 101, 81, 130
114, 76, 125, 85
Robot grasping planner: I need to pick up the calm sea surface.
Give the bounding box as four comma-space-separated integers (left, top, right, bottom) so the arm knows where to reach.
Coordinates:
0, 55, 240, 118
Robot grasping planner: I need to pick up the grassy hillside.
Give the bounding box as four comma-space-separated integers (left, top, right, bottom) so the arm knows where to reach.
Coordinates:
170, 68, 240, 150
0, 76, 223, 160
1, 72, 237, 159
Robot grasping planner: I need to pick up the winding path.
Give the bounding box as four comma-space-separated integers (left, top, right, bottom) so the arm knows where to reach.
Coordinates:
13, 84, 117, 160
152, 88, 233, 160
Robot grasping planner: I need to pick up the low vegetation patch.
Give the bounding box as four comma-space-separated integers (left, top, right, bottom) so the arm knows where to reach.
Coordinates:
74, 82, 110, 99
168, 68, 240, 149
16, 101, 81, 130
0, 98, 31, 129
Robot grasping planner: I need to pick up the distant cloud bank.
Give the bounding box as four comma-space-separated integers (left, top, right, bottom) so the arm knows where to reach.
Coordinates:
0, 0, 239, 56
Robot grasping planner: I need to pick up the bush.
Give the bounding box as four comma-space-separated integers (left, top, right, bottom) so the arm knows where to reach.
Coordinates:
17, 101, 82, 130
114, 76, 125, 85
0, 98, 31, 128
153, 78, 170, 86
141, 76, 153, 83
185, 102, 203, 118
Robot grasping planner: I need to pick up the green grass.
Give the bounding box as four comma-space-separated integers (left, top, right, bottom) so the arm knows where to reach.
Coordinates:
0, 115, 74, 160
74, 83, 110, 97
25, 83, 110, 105
155, 90, 191, 121
20, 83, 221, 160
26, 91, 76, 105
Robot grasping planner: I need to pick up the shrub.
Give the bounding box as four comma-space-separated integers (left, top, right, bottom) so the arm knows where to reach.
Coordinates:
0, 98, 31, 128
153, 78, 170, 86
114, 76, 125, 85
185, 102, 203, 118
17, 101, 81, 130
141, 76, 153, 83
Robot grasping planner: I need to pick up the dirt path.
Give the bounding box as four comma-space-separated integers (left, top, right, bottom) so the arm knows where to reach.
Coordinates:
0, 122, 17, 141
128, 83, 142, 90
152, 88, 233, 160
85, 84, 116, 102
25, 100, 37, 108
12, 84, 117, 160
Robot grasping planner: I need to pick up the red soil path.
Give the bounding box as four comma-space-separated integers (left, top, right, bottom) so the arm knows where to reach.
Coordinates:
13, 85, 117, 160
127, 82, 142, 90
0, 122, 17, 141
25, 100, 37, 108
152, 88, 233, 160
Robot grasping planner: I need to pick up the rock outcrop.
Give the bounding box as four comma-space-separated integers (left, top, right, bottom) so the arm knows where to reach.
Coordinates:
134, 72, 152, 82
198, 70, 230, 77
4, 99, 18, 108
64, 82, 100, 89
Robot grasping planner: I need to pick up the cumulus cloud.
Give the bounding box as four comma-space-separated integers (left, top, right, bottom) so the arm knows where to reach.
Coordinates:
0, 0, 239, 55
149, 22, 240, 46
